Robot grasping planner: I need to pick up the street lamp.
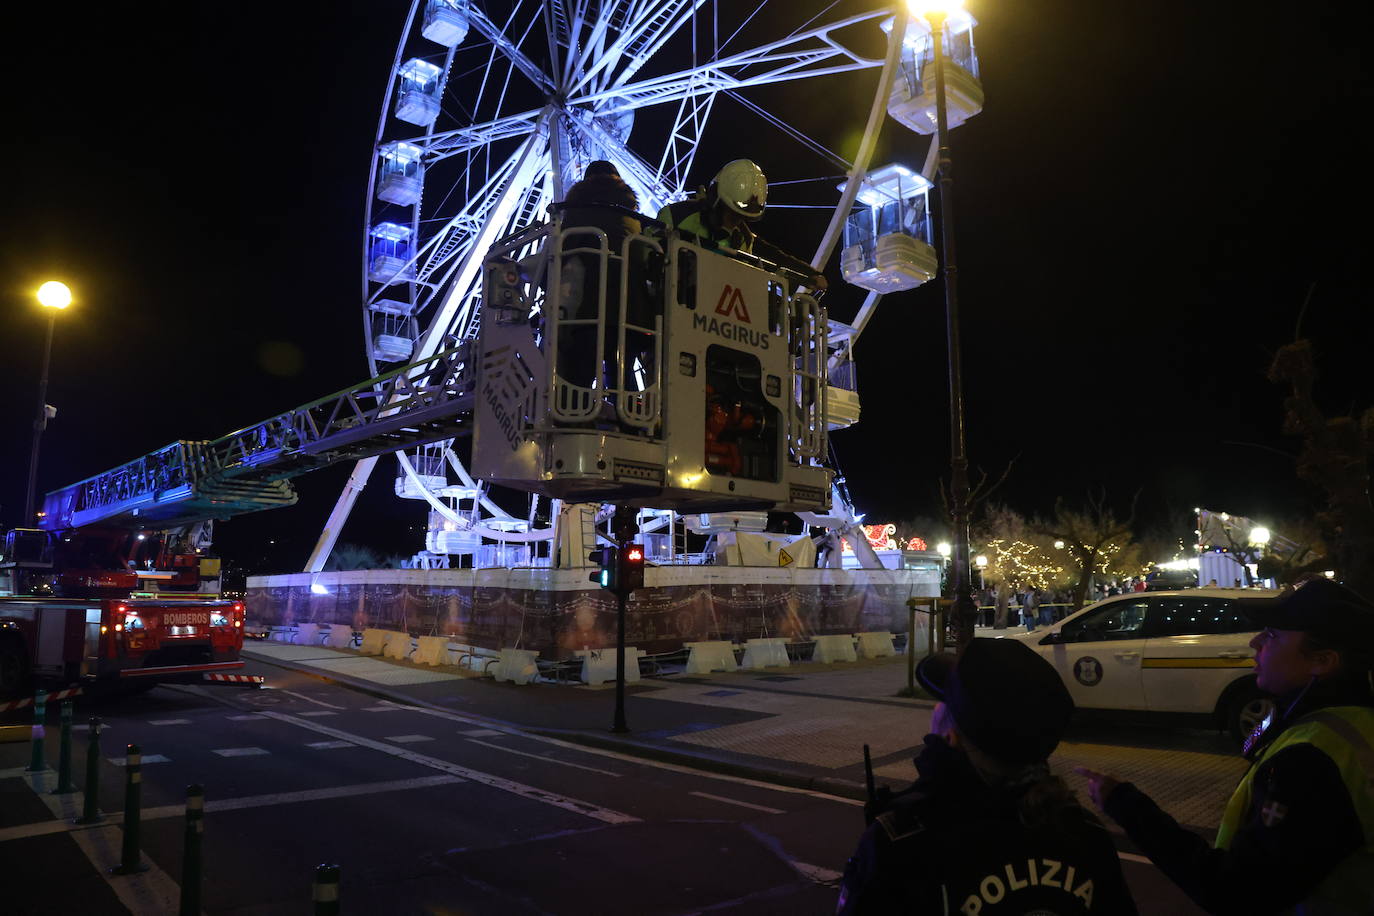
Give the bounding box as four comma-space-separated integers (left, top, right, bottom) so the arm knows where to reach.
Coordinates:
1248, 527, 1271, 547
909, 0, 976, 647
974, 553, 988, 590
26, 281, 71, 523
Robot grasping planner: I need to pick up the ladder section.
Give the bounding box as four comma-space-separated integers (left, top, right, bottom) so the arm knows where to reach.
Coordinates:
41, 344, 477, 531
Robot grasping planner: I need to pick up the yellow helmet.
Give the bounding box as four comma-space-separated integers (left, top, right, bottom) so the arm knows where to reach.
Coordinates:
712, 159, 767, 220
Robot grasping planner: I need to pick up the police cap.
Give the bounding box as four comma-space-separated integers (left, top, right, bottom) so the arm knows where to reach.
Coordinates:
916, 638, 1074, 764
1241, 577, 1374, 643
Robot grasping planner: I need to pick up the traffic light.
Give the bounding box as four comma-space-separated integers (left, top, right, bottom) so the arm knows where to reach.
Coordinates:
588, 546, 618, 591
620, 543, 645, 594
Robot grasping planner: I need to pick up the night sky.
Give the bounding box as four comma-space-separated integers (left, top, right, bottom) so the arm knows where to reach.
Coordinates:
3, 0, 1369, 574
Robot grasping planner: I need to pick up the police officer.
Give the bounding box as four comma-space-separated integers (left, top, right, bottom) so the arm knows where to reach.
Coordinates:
1078, 577, 1374, 914
656, 159, 827, 291
837, 638, 1137, 914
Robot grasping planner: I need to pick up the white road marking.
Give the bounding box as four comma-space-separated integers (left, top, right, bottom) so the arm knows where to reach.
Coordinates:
107, 754, 171, 766
791, 860, 844, 885
1119, 851, 1151, 865
297, 710, 338, 717
401, 703, 865, 807
465, 739, 622, 777
307, 740, 357, 750
212, 747, 270, 757
362, 705, 402, 712
11, 771, 182, 913
149, 719, 192, 726
227, 714, 266, 721
384, 735, 435, 743
0, 775, 464, 843
72, 723, 109, 730
259, 711, 640, 825
690, 791, 787, 815
460, 728, 505, 737
279, 689, 346, 709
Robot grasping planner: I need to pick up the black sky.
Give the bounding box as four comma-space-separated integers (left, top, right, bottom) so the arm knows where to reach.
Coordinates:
2, 0, 1370, 572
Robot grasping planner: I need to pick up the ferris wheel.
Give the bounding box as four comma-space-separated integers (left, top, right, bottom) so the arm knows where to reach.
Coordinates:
309, 0, 984, 569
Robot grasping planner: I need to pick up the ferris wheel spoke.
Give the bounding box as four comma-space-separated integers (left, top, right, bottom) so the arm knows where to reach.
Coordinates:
567, 0, 706, 98
463, 0, 554, 94
573, 9, 890, 113
655, 84, 718, 202
413, 127, 552, 360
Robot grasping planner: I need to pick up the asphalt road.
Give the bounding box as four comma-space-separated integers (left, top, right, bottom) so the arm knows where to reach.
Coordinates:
3, 661, 1207, 914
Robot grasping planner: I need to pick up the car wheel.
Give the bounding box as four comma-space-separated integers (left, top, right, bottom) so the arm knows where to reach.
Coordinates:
1228, 687, 1275, 744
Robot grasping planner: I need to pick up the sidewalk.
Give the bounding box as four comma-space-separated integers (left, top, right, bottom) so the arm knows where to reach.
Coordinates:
242, 641, 1248, 832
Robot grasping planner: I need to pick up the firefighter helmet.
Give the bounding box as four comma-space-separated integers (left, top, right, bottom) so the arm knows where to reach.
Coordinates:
711, 159, 767, 220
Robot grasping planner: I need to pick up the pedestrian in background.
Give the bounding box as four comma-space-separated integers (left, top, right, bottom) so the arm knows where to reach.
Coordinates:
1077, 578, 1374, 913
837, 639, 1137, 914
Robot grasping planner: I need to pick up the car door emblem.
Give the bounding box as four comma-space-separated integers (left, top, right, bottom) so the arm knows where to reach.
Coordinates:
1074, 656, 1104, 686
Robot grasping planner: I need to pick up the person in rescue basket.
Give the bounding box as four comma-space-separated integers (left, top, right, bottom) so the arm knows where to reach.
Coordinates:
655, 158, 827, 293
1077, 576, 1374, 914
556, 160, 645, 415
836, 638, 1137, 915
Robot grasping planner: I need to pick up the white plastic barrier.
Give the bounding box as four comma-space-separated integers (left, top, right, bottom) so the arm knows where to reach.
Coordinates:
383, 631, 413, 661
293, 623, 322, 645
741, 637, 791, 670
323, 625, 355, 648
492, 648, 540, 685
269, 626, 296, 643
812, 634, 858, 664
575, 648, 644, 686
359, 628, 389, 656
684, 641, 738, 675
856, 631, 896, 659
414, 636, 452, 667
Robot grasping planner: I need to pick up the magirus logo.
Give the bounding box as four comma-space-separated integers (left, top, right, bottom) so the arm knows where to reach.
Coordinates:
714, 284, 752, 323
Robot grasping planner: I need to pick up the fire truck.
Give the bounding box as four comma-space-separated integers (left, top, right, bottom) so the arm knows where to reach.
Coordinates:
0, 523, 247, 698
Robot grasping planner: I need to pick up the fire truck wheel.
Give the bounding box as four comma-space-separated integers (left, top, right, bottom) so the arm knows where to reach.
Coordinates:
0, 641, 30, 699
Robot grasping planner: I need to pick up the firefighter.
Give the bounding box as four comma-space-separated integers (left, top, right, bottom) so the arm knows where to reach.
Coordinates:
656, 159, 827, 292
1078, 577, 1374, 914
837, 638, 1137, 914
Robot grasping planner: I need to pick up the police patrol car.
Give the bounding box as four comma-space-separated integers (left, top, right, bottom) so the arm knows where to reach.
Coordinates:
1005, 588, 1279, 741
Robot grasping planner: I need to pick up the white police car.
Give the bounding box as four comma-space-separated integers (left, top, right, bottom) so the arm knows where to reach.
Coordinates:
1004, 588, 1277, 740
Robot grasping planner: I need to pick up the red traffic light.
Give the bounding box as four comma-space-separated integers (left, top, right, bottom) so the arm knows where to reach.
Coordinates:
625, 545, 644, 563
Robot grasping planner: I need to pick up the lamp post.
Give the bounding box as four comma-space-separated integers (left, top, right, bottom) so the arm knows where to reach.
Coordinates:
26, 281, 71, 523
912, 0, 976, 649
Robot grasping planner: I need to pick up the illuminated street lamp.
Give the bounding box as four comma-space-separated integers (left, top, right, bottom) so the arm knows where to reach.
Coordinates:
908, 0, 977, 647
1248, 527, 1271, 547
936, 542, 952, 558
974, 553, 988, 589
26, 281, 71, 522
1054, 539, 1065, 550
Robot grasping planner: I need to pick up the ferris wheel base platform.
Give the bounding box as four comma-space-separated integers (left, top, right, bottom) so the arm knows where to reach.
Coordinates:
246, 565, 937, 659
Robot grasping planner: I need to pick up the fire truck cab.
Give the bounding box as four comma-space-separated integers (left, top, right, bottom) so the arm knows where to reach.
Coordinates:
473, 206, 832, 513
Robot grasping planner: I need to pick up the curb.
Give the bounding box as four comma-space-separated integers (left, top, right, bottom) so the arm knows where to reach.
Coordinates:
241, 647, 872, 800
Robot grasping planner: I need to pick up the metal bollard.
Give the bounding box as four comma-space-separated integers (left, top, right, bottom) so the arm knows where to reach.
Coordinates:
180, 785, 204, 916
53, 701, 75, 794
75, 717, 105, 825
110, 744, 148, 875
313, 863, 341, 915
26, 688, 48, 772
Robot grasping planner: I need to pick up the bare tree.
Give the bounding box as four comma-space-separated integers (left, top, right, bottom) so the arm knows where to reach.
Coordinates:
1040, 489, 1140, 610
1268, 339, 1374, 600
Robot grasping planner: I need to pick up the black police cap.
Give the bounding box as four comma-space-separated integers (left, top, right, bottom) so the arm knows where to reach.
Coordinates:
916, 638, 1075, 765
1241, 578, 1374, 643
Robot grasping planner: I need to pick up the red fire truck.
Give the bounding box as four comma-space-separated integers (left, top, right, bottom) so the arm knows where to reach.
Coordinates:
0, 526, 249, 698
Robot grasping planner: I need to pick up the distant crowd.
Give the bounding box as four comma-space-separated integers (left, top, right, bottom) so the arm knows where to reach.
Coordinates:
975, 577, 1155, 630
